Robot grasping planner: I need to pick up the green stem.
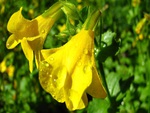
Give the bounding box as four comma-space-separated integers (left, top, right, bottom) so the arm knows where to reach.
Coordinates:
42, 1, 63, 18
83, 10, 101, 30
99, 15, 103, 49
50, 9, 64, 21
99, 63, 111, 101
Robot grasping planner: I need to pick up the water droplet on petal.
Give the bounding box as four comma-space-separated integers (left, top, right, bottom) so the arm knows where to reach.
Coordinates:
92, 49, 94, 53
42, 30, 45, 34
83, 66, 87, 73
46, 72, 50, 75
6, 43, 10, 48
53, 76, 58, 81
50, 57, 54, 61
6, 38, 16, 49
49, 74, 52, 78
39, 61, 53, 80
83, 65, 91, 73
77, 61, 82, 66
52, 79, 57, 87
84, 49, 88, 54
40, 61, 50, 68
45, 62, 50, 67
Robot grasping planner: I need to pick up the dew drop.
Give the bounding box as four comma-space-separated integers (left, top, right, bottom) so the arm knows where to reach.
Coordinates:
53, 76, 58, 81
6, 43, 10, 48
45, 62, 50, 67
39, 61, 53, 80
92, 49, 94, 53
50, 57, 54, 61
49, 74, 52, 78
42, 30, 45, 34
84, 49, 88, 54
46, 72, 50, 76
52, 79, 57, 87
83, 66, 87, 73
40, 61, 50, 68
83, 65, 91, 73
77, 61, 82, 66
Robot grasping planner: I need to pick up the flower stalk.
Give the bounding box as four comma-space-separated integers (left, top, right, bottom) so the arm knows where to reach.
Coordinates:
83, 10, 101, 30
42, 2, 63, 18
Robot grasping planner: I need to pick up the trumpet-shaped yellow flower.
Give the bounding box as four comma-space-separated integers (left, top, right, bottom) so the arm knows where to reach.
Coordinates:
6, 2, 63, 72
39, 29, 107, 110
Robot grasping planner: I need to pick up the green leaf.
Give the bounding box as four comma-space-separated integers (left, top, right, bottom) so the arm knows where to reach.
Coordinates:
145, 59, 150, 82
97, 39, 120, 62
87, 98, 110, 113
61, 1, 80, 20
96, 30, 120, 62
106, 72, 120, 96
66, 17, 76, 35
101, 30, 116, 47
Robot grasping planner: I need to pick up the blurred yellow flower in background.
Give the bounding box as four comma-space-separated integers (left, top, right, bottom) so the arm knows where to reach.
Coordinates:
135, 18, 146, 34
0, 59, 7, 73
39, 29, 106, 110
0, 55, 15, 78
58, 24, 66, 32
6, 65, 15, 78
0, 0, 5, 14
132, 0, 141, 7
138, 33, 144, 40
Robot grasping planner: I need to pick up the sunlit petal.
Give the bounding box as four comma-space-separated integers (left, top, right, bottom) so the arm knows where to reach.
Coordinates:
86, 66, 107, 98
6, 34, 21, 49
21, 38, 34, 72
39, 61, 68, 102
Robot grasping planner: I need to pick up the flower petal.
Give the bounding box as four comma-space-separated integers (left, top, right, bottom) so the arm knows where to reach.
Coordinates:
7, 7, 39, 37
21, 38, 34, 72
39, 60, 68, 103
41, 48, 60, 59
66, 57, 92, 110
86, 66, 107, 98
77, 93, 88, 109
6, 34, 21, 49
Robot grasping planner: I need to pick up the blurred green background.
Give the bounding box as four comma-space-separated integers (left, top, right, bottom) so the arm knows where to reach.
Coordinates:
0, 0, 150, 113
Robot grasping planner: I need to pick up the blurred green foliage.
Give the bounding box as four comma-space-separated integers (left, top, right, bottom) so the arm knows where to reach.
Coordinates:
0, 0, 150, 113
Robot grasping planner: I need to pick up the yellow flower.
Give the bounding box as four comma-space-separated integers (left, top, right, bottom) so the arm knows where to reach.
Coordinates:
135, 18, 146, 34
77, 4, 83, 10
138, 33, 144, 40
7, 65, 15, 78
0, 59, 7, 73
0, 53, 15, 78
132, 0, 141, 7
6, 2, 63, 72
58, 24, 66, 32
77, 0, 82, 3
39, 29, 107, 110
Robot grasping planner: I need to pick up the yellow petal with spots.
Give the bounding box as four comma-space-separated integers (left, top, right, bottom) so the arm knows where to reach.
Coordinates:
21, 38, 34, 72
39, 61, 67, 103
